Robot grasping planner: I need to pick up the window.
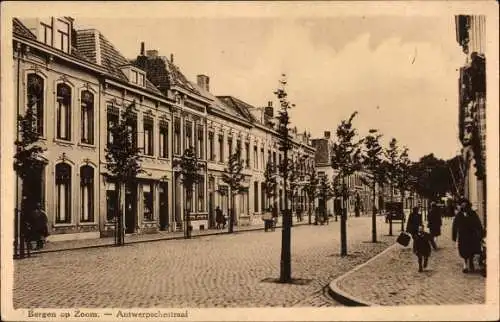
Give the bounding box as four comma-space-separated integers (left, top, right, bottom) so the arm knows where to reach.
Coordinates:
143, 116, 154, 156
254, 182, 259, 212
159, 121, 169, 158
208, 132, 214, 161
106, 182, 117, 222
81, 91, 94, 145
126, 113, 138, 149
218, 134, 224, 162
245, 142, 250, 168
55, 19, 69, 52
26, 73, 44, 136
260, 148, 264, 170
80, 166, 94, 222
197, 124, 204, 159
107, 106, 119, 146
253, 146, 258, 169
174, 117, 181, 155
143, 183, 154, 221
227, 137, 233, 160
56, 83, 71, 140
236, 140, 241, 161
184, 120, 192, 150
41, 21, 52, 46
131, 70, 138, 84
55, 163, 71, 223
138, 73, 144, 86
197, 176, 205, 212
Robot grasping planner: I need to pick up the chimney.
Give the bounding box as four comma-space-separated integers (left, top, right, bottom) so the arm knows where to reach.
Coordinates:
140, 42, 145, 56
170, 53, 174, 63
197, 75, 210, 92
146, 50, 158, 58
324, 131, 331, 139
264, 101, 274, 119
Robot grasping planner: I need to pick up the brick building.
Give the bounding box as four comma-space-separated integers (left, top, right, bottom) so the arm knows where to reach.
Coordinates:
12, 17, 315, 242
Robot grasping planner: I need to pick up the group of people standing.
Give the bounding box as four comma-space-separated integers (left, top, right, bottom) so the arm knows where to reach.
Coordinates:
406, 198, 484, 274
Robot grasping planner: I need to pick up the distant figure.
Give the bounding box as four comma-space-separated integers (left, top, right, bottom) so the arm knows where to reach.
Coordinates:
413, 225, 437, 272
427, 202, 443, 247
406, 207, 423, 237
215, 207, 223, 229
27, 202, 49, 250
452, 198, 483, 273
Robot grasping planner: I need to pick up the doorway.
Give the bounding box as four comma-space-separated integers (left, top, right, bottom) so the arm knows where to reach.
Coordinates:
125, 183, 137, 234
159, 183, 169, 231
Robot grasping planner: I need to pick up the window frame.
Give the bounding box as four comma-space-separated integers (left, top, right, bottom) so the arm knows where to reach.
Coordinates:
55, 163, 72, 224
80, 90, 94, 145
80, 165, 94, 223
56, 83, 72, 141
143, 116, 154, 156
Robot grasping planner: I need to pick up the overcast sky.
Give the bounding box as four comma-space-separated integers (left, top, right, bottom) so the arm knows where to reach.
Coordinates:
76, 15, 466, 161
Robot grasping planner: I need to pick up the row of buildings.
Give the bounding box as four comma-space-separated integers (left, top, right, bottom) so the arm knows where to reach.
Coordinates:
13, 17, 317, 242
455, 15, 487, 229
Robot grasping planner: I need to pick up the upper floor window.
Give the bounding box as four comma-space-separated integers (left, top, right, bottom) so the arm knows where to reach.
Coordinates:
106, 106, 119, 146
227, 137, 233, 160
143, 116, 154, 156
236, 140, 241, 162
26, 73, 44, 136
218, 134, 224, 162
245, 142, 250, 168
81, 90, 94, 145
253, 145, 258, 169
174, 117, 181, 155
159, 121, 169, 158
40, 21, 52, 46
208, 132, 214, 161
184, 121, 192, 150
196, 124, 204, 159
56, 83, 71, 141
55, 19, 69, 53
260, 148, 264, 169
126, 113, 138, 149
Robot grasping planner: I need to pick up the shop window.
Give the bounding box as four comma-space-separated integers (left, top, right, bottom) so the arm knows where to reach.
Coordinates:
106, 182, 117, 222
143, 183, 154, 221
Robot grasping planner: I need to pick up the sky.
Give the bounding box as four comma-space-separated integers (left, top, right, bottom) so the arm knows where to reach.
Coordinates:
75, 15, 466, 161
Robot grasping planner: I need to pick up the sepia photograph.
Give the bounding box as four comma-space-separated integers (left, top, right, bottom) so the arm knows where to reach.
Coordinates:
1, 1, 498, 321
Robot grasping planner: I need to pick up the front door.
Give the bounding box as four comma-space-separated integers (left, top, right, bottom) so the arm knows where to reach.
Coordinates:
159, 183, 169, 231
125, 184, 136, 234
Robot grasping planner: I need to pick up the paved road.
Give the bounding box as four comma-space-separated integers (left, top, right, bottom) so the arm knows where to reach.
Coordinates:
14, 216, 394, 308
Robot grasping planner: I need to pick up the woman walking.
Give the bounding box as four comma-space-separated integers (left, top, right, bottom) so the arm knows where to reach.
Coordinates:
406, 207, 423, 237
452, 198, 484, 273
427, 202, 443, 247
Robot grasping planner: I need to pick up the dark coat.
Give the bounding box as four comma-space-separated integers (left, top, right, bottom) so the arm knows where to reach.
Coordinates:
413, 231, 436, 257
452, 209, 483, 259
406, 211, 422, 236
215, 208, 224, 224
427, 208, 442, 236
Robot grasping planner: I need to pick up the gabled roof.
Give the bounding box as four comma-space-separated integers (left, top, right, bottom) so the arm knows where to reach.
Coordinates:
216, 96, 257, 123
13, 18, 36, 39
75, 29, 163, 96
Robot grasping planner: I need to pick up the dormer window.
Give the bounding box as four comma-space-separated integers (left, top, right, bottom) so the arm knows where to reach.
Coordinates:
121, 66, 146, 87
37, 17, 71, 53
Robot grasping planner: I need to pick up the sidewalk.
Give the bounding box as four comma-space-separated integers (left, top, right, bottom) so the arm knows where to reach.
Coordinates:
25, 216, 310, 255
329, 219, 485, 305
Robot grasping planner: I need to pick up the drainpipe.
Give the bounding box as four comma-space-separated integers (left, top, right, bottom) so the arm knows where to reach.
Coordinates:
14, 42, 22, 258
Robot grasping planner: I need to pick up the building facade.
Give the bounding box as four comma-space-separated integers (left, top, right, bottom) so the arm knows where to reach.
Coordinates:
455, 15, 487, 228
13, 17, 315, 242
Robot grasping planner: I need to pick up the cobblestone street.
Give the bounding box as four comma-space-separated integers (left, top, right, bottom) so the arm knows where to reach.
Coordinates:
14, 216, 394, 308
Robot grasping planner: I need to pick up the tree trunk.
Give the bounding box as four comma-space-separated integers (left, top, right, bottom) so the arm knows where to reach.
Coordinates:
341, 177, 348, 256
186, 190, 192, 239
280, 151, 291, 283
308, 199, 312, 225
372, 183, 377, 243
229, 194, 234, 233
400, 189, 405, 232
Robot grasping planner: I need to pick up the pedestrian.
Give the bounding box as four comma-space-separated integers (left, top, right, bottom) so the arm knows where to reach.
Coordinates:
452, 198, 484, 273
26, 202, 49, 250
427, 202, 442, 247
406, 206, 423, 237
413, 225, 437, 272
215, 206, 223, 229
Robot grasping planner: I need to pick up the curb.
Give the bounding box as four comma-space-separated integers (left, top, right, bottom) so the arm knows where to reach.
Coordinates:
328, 242, 400, 307
27, 222, 310, 255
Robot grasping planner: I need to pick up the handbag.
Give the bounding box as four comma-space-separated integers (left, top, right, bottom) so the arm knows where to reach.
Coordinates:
397, 231, 411, 247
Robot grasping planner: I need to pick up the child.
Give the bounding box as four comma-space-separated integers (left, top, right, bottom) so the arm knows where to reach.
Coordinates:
413, 225, 438, 272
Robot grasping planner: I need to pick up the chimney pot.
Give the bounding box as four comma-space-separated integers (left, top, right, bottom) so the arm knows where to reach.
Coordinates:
324, 131, 331, 139
140, 42, 145, 56
197, 75, 210, 92
268, 101, 273, 108
170, 53, 174, 63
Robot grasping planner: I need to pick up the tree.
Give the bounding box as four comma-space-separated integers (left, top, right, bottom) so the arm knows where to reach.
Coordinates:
361, 129, 386, 243
303, 168, 319, 224
263, 160, 277, 210
222, 146, 246, 233
105, 101, 144, 245
384, 138, 400, 236
274, 74, 294, 283
284, 159, 300, 223
173, 146, 205, 239
14, 83, 47, 258
394, 146, 412, 231
330, 111, 364, 256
